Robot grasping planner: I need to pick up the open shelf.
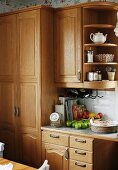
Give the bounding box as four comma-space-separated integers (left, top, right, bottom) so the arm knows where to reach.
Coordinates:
84, 62, 118, 65
84, 43, 118, 47
84, 24, 115, 28
83, 4, 118, 88
83, 80, 117, 89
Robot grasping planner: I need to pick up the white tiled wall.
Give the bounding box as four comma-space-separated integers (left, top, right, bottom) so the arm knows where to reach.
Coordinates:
79, 88, 118, 121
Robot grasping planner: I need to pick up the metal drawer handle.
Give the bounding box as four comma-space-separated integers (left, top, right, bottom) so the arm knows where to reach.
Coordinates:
77, 70, 81, 80
75, 150, 86, 155
50, 134, 60, 138
64, 148, 69, 160
75, 161, 86, 168
75, 138, 86, 143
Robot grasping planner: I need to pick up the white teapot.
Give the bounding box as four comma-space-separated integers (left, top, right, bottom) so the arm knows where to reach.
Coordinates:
90, 32, 107, 43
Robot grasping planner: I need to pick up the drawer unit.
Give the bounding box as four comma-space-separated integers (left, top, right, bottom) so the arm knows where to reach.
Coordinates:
69, 135, 93, 170
42, 131, 69, 146
69, 148, 93, 163
70, 136, 93, 151
69, 159, 92, 170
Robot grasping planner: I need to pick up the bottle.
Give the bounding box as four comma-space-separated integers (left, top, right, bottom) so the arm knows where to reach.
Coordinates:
98, 71, 102, 81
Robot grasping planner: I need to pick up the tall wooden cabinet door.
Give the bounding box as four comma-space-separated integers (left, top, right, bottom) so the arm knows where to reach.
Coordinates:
0, 83, 16, 160
0, 15, 17, 80
42, 143, 69, 170
0, 15, 17, 160
54, 8, 82, 83
17, 10, 41, 167
17, 10, 39, 82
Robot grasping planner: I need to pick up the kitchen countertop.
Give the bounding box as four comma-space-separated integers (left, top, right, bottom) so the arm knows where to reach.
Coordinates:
41, 126, 118, 142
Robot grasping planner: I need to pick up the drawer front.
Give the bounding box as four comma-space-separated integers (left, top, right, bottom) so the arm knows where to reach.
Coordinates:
70, 136, 93, 151
69, 148, 93, 163
69, 159, 93, 170
42, 131, 69, 146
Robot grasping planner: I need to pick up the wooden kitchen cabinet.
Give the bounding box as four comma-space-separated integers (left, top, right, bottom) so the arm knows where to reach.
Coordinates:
0, 14, 17, 160
42, 143, 69, 170
69, 136, 93, 170
16, 10, 41, 167
54, 2, 118, 89
54, 7, 82, 86
0, 7, 59, 168
42, 128, 118, 170
42, 131, 69, 170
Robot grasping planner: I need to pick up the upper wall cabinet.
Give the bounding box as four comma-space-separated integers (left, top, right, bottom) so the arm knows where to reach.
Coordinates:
54, 8, 82, 87
82, 2, 118, 89
54, 2, 118, 89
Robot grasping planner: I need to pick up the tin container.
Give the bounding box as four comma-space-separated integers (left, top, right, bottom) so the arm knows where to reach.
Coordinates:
93, 72, 98, 81
87, 72, 94, 81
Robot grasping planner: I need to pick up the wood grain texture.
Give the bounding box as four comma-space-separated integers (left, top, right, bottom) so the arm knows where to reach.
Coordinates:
54, 8, 82, 83
42, 131, 69, 146
69, 159, 92, 170
42, 142, 69, 170
69, 148, 93, 163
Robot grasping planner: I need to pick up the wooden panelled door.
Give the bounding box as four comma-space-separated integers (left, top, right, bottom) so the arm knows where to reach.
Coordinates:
54, 8, 82, 83
42, 143, 69, 170
0, 14, 17, 160
17, 10, 41, 168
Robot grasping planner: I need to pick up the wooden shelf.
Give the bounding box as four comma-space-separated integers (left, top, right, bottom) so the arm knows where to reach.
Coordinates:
55, 81, 117, 89
84, 62, 118, 65
83, 80, 118, 89
84, 43, 118, 47
84, 24, 115, 28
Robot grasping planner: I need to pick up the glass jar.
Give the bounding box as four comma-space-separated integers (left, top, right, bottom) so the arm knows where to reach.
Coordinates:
87, 50, 93, 63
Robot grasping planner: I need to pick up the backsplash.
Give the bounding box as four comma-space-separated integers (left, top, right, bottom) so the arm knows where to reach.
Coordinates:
0, 0, 118, 12
79, 88, 118, 121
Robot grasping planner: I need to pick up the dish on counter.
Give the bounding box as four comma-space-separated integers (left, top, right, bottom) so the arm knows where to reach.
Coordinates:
90, 119, 118, 133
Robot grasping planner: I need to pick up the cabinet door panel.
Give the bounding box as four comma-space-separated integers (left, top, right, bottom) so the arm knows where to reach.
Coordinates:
19, 133, 41, 168
18, 11, 38, 81
0, 83, 15, 129
54, 8, 82, 83
18, 83, 39, 131
0, 130, 15, 160
0, 83, 16, 160
42, 143, 68, 170
0, 15, 16, 78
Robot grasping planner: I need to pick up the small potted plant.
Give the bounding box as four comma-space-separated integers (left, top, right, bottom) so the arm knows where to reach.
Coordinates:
106, 66, 116, 81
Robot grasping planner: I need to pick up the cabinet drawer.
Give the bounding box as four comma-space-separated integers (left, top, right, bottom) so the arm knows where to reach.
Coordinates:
69, 159, 92, 170
69, 148, 93, 163
42, 131, 69, 146
70, 136, 93, 151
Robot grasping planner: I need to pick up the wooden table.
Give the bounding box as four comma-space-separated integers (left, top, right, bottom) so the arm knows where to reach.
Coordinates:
0, 158, 37, 170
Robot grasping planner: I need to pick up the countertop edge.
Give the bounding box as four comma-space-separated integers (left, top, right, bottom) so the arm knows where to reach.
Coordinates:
41, 126, 118, 142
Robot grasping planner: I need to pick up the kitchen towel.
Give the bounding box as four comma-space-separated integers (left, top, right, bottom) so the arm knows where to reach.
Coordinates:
0, 163, 13, 170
